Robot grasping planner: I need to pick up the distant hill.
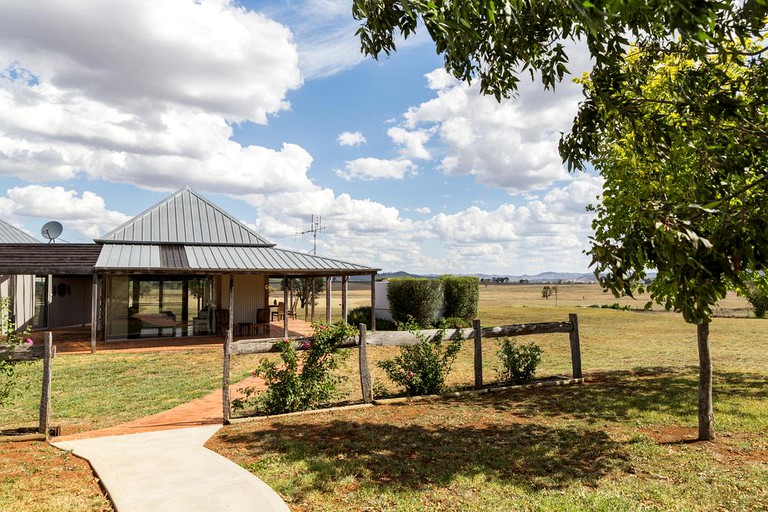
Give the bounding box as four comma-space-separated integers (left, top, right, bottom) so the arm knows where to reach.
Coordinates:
370, 271, 597, 283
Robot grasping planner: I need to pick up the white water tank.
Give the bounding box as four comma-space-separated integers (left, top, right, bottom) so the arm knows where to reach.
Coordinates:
374, 280, 391, 321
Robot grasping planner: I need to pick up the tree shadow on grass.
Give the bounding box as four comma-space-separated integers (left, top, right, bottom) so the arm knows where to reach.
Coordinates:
219, 418, 629, 501
489, 367, 768, 425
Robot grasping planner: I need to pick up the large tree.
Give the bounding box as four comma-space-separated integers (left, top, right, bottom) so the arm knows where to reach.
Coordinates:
353, 1, 768, 441
583, 42, 768, 441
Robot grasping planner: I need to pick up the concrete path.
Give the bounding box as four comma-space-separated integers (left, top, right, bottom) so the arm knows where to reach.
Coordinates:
53, 425, 289, 512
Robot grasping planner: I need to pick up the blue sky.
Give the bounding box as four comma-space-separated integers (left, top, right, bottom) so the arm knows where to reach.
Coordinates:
0, 0, 601, 275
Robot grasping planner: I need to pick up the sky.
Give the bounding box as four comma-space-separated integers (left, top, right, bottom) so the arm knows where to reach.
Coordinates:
0, 0, 603, 276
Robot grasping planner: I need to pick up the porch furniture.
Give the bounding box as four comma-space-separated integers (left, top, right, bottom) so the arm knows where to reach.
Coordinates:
271, 302, 284, 321
216, 309, 229, 335
286, 298, 299, 320
255, 308, 269, 336
237, 322, 253, 336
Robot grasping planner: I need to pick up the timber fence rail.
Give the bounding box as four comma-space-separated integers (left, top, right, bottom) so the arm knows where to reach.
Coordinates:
223, 314, 581, 417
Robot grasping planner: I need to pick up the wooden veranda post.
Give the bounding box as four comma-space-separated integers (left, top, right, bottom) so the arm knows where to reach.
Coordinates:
222, 329, 231, 424
90, 274, 98, 353
569, 313, 582, 379
370, 274, 376, 331
325, 276, 332, 323
228, 275, 235, 338
39, 332, 54, 437
283, 277, 289, 338
341, 275, 348, 323
473, 319, 483, 389
358, 324, 373, 403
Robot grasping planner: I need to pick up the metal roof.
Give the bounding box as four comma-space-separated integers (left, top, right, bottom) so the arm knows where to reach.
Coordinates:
95, 244, 378, 275
95, 187, 274, 247
0, 244, 102, 274
0, 220, 40, 244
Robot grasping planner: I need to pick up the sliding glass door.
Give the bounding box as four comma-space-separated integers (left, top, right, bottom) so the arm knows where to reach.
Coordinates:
106, 275, 215, 340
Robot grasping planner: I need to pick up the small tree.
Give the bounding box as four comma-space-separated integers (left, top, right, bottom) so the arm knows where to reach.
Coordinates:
283, 277, 325, 309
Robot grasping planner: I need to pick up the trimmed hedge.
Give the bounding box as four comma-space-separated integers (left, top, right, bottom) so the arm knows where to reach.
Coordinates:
439, 275, 479, 320
387, 278, 443, 327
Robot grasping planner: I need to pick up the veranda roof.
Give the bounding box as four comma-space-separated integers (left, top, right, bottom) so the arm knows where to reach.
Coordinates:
95, 244, 376, 275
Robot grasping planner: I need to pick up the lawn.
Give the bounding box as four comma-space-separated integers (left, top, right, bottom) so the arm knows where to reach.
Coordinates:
1, 283, 766, 511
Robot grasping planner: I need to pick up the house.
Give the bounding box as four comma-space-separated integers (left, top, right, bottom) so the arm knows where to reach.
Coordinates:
0, 187, 379, 348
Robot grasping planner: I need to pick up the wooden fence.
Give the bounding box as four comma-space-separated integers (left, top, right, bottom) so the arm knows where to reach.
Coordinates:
223, 314, 581, 422
2, 332, 55, 438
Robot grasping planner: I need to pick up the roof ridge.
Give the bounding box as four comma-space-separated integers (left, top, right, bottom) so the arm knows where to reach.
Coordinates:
94, 187, 274, 246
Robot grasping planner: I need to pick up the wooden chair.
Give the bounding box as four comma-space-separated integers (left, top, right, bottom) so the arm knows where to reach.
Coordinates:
286, 298, 299, 319
271, 302, 284, 321
255, 308, 269, 336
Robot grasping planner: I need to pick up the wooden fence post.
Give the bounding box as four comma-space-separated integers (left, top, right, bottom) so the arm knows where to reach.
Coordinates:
39, 332, 54, 438
358, 323, 373, 403
473, 319, 483, 389
569, 313, 582, 379
222, 329, 231, 425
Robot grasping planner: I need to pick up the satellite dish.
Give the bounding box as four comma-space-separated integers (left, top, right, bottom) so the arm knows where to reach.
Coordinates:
41, 221, 63, 243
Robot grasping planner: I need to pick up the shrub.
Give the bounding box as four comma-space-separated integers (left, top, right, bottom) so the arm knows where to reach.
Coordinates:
387, 278, 443, 327
435, 316, 471, 329
236, 321, 355, 415
745, 289, 768, 318
347, 306, 397, 331
0, 297, 32, 406
496, 339, 542, 385
440, 275, 479, 320
378, 324, 463, 396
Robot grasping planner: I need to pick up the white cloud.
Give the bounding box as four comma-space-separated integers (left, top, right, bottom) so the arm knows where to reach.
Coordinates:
337, 131, 367, 147
414, 206, 431, 214
5, 186, 131, 239
397, 66, 584, 193
0, 0, 309, 196
244, 174, 599, 275
387, 127, 431, 159
335, 158, 417, 181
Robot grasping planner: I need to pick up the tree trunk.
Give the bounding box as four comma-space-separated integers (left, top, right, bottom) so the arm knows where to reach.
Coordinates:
697, 321, 715, 441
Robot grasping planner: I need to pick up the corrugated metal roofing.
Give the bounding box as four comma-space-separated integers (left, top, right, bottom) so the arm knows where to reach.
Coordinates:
0, 244, 102, 274
0, 220, 40, 244
95, 187, 274, 246
95, 243, 377, 274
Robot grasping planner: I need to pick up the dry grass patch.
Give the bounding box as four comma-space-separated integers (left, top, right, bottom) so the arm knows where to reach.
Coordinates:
0, 441, 111, 511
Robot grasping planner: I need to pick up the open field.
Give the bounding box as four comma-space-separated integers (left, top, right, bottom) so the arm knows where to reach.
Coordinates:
1, 284, 765, 510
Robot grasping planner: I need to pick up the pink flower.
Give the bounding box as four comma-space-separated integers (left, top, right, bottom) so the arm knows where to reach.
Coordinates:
407, 371, 413, 379
303, 341, 311, 349
25, 338, 33, 344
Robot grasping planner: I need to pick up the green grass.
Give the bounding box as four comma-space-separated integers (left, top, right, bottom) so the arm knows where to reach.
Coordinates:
211, 369, 768, 511
210, 285, 768, 511
0, 349, 267, 434
1, 283, 766, 511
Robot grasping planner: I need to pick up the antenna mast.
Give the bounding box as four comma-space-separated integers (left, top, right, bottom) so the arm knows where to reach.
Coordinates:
297, 215, 325, 255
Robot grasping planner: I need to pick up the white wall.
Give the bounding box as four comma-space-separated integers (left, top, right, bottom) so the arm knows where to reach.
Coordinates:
0, 274, 35, 332
219, 274, 268, 324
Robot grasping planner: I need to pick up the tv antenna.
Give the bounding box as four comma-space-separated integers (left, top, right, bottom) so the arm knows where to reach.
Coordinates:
297, 215, 325, 255
41, 221, 63, 243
